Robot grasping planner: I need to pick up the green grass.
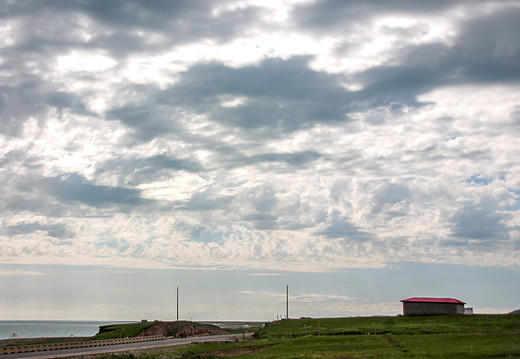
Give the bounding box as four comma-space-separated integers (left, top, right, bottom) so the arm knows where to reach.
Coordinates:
90, 331, 520, 359
10, 315, 520, 358
90, 322, 157, 340
256, 314, 520, 338
252, 333, 519, 358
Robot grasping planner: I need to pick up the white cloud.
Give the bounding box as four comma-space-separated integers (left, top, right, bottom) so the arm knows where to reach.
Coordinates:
237, 290, 401, 317
0, 270, 46, 276
0, 0, 519, 319
57, 52, 117, 72
246, 272, 283, 276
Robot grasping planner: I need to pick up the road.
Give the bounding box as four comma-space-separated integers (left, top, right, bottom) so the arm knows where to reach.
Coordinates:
1, 334, 251, 358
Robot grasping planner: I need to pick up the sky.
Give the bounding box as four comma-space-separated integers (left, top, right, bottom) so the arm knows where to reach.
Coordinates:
0, 0, 519, 322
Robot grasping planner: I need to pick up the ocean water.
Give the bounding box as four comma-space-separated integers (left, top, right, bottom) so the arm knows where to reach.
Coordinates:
0, 320, 128, 339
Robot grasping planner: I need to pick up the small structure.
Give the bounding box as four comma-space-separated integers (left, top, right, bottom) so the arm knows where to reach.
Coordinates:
401, 297, 465, 316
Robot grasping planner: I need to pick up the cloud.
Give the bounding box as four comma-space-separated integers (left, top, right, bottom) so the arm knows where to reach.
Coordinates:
0, 0, 265, 56
238, 290, 401, 317
95, 154, 206, 186
351, 7, 520, 105
3, 222, 74, 239
0, 0, 519, 273
233, 151, 323, 169
293, 0, 469, 31
179, 190, 234, 211
157, 56, 353, 136
43, 173, 151, 208
0, 269, 46, 276
318, 210, 371, 241
246, 272, 283, 276
0, 76, 90, 136
450, 199, 511, 243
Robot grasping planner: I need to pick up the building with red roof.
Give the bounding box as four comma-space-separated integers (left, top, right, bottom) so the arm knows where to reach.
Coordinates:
401, 297, 466, 316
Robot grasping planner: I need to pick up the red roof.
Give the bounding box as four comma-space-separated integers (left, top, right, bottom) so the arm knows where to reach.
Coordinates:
401, 297, 465, 304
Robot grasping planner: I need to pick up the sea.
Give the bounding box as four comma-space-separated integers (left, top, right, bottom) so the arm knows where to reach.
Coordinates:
0, 320, 130, 339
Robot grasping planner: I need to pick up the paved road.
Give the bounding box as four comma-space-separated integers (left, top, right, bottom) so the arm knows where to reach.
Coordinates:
2, 334, 251, 358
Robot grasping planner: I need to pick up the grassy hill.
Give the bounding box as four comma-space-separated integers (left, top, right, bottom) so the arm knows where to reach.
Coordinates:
91, 321, 228, 340
171, 314, 520, 358
255, 314, 520, 338
92, 322, 157, 340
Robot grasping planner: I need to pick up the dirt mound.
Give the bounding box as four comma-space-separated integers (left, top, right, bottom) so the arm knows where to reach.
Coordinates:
138, 321, 229, 338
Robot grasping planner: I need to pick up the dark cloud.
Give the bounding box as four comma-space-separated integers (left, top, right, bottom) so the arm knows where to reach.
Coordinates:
371, 183, 411, 217
3, 0, 518, 143
178, 190, 233, 211
150, 155, 205, 172
450, 200, 510, 242
0, 0, 266, 57
159, 56, 352, 136
0, 75, 90, 136
318, 211, 371, 241
453, 8, 520, 83
43, 173, 151, 208
248, 151, 322, 167
4, 173, 159, 214
237, 185, 278, 229
96, 154, 206, 186
0, 0, 267, 137
78, 0, 263, 49
224, 150, 323, 171
106, 104, 176, 142
106, 57, 355, 142
352, 7, 520, 107
110, 5, 520, 144
3, 222, 74, 239
246, 185, 277, 213
293, 0, 479, 33
241, 213, 278, 230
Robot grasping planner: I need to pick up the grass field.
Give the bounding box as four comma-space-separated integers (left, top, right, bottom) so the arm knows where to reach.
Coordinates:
90, 322, 157, 340
2, 315, 518, 358
80, 314, 520, 358
256, 314, 520, 337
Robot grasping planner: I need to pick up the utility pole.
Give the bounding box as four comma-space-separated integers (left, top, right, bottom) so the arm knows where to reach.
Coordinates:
286, 285, 289, 319
177, 286, 179, 321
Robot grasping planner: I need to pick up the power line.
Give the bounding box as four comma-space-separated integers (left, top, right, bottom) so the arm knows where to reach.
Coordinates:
286, 285, 289, 319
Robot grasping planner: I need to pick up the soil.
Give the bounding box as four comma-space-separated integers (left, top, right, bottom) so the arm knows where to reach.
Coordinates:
137, 321, 229, 338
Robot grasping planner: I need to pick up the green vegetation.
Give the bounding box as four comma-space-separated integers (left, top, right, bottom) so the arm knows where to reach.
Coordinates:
3, 315, 518, 358
256, 314, 520, 338
90, 322, 156, 340
88, 314, 520, 358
